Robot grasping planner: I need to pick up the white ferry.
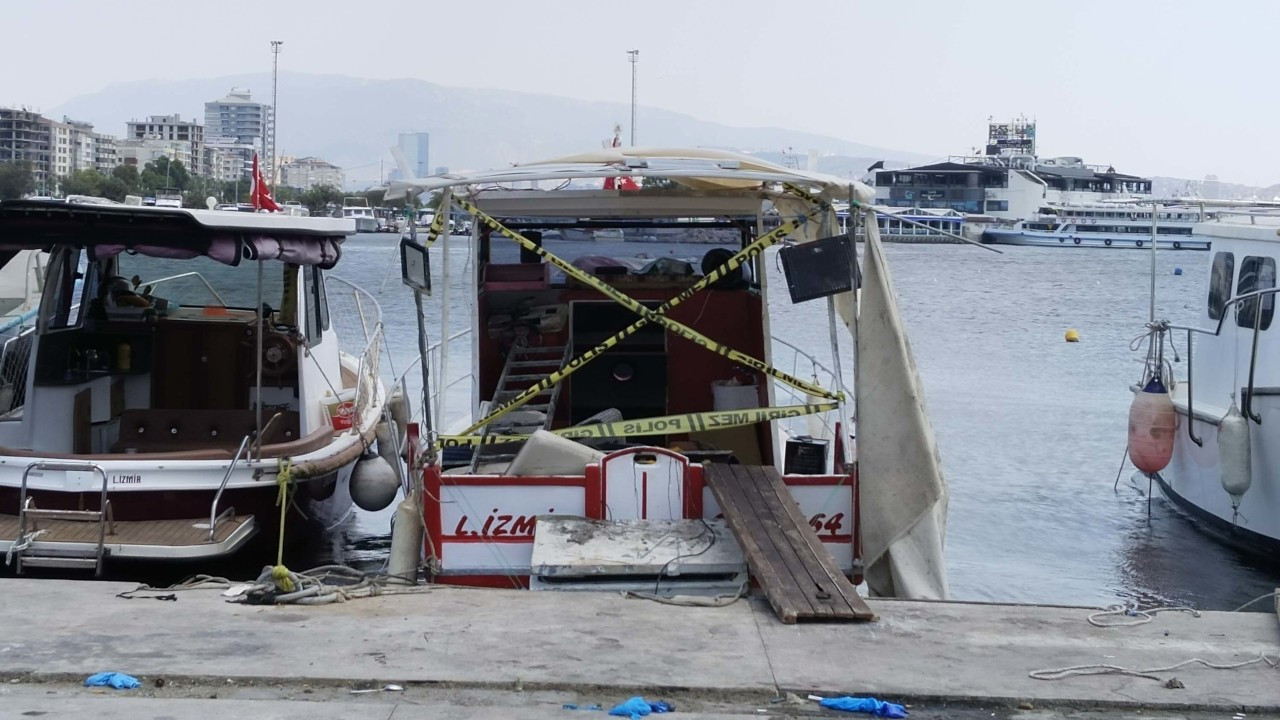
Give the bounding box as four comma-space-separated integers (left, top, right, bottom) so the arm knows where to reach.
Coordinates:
983, 203, 1211, 250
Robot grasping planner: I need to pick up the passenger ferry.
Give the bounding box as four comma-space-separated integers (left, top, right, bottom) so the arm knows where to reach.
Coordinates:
984, 203, 1211, 250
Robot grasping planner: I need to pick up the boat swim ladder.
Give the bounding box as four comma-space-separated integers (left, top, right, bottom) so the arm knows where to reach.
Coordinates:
12, 461, 114, 576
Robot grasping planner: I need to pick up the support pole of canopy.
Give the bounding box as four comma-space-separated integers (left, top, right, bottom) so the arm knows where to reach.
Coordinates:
825, 205, 855, 472
1149, 202, 1158, 323
437, 189, 454, 426
254, 258, 265, 460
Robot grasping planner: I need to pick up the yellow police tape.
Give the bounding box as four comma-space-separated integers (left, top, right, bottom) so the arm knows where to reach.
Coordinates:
453, 197, 842, 437
438, 401, 839, 448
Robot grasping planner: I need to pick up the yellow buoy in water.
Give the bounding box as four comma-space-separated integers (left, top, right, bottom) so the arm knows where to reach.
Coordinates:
1065, 329, 1080, 343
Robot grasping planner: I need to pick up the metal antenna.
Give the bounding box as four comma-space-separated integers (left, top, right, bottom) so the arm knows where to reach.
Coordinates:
627, 50, 639, 146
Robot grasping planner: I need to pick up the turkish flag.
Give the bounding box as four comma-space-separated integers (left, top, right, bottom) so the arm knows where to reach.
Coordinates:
251, 153, 281, 212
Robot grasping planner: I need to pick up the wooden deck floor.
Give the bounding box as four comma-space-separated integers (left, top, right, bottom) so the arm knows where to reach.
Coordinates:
705, 464, 875, 624
0, 513, 248, 547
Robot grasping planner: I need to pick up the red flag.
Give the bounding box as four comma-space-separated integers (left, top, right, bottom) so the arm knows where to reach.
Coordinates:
603, 132, 639, 191
251, 153, 281, 212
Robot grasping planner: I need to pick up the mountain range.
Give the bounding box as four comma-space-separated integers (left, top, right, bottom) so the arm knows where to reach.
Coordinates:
52, 72, 933, 188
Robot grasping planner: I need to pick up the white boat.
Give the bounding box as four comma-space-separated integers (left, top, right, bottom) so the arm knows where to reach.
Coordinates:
1135, 208, 1280, 556
0, 198, 391, 573
984, 203, 1211, 250
154, 188, 183, 209
387, 148, 950, 600
342, 197, 379, 233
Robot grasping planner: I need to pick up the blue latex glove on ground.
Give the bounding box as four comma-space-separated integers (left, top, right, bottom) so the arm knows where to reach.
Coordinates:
608, 697, 673, 718
819, 696, 908, 718
84, 672, 141, 690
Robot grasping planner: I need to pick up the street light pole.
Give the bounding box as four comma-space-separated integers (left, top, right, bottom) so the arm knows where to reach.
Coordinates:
270, 40, 283, 191
627, 49, 639, 146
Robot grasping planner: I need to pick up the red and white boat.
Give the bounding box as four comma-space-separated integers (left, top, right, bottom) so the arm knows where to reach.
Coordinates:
0, 198, 390, 573
389, 148, 950, 598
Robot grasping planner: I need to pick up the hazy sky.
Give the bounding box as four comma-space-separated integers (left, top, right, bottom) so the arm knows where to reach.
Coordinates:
4, 0, 1279, 185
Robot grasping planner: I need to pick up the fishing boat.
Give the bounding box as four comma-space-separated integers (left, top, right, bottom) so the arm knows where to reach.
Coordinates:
1129, 207, 1280, 557
0, 198, 392, 574
387, 148, 950, 603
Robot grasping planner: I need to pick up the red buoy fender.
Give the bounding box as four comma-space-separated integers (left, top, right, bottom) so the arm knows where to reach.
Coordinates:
1128, 376, 1178, 474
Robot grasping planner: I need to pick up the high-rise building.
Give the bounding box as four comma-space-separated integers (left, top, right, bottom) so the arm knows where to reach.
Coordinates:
280, 156, 344, 190
0, 109, 117, 193
204, 89, 272, 179
126, 114, 204, 175
398, 132, 430, 179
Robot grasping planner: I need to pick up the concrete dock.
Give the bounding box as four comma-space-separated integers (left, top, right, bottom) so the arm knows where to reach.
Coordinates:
0, 579, 1275, 718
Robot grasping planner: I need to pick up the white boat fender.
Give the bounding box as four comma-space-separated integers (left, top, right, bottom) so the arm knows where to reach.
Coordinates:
1218, 399, 1252, 509
387, 491, 423, 582
375, 420, 405, 483
388, 387, 411, 439
351, 454, 400, 511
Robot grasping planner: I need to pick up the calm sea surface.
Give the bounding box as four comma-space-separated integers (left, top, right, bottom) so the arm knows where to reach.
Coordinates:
307, 233, 1278, 610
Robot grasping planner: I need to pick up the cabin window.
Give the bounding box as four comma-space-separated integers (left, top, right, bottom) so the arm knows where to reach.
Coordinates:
986, 200, 1008, 212
1208, 252, 1234, 320
42, 248, 90, 332
114, 254, 285, 311
1235, 255, 1275, 330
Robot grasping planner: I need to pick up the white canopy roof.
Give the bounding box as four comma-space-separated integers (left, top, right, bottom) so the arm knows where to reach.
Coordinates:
386, 147, 875, 206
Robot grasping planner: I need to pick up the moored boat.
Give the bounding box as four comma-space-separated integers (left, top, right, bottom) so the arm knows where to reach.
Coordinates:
1129, 208, 1280, 557
0, 198, 389, 573
387, 148, 950, 601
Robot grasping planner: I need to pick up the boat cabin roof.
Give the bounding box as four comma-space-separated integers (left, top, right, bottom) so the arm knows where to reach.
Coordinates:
0, 199, 354, 267
387, 147, 875, 207
1195, 213, 1280, 244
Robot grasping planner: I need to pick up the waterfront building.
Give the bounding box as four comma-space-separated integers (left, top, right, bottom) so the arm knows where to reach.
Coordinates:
280, 156, 344, 190
126, 114, 204, 175
204, 89, 272, 179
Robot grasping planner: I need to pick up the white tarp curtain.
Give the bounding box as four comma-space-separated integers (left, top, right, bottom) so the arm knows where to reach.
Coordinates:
850, 210, 950, 599
771, 197, 950, 599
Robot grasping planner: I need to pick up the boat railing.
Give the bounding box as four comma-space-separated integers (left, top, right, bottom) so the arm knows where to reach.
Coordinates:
208, 434, 252, 541
137, 272, 228, 307
1161, 285, 1280, 435
325, 275, 386, 427
0, 327, 35, 421
771, 335, 853, 440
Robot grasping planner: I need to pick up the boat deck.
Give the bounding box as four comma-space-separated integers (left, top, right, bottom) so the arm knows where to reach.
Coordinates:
704, 464, 874, 623
0, 512, 255, 560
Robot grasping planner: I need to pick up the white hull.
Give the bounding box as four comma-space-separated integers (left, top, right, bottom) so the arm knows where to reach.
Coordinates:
1157, 394, 1280, 555
985, 228, 1209, 250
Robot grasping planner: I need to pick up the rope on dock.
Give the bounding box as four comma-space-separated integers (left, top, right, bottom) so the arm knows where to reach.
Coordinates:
114, 565, 432, 605
1029, 653, 1278, 682
1087, 602, 1200, 628
1030, 597, 1279, 682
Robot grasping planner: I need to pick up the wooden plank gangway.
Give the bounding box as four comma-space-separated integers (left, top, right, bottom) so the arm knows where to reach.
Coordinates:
704, 464, 875, 623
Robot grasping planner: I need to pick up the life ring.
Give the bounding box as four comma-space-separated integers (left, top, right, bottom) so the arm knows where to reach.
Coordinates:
1136, 240, 1144, 247
1104, 239, 1112, 246
1073, 237, 1081, 245
1173, 241, 1181, 249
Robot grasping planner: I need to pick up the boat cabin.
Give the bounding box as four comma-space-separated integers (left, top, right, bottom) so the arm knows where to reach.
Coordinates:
389, 150, 916, 600
0, 199, 383, 571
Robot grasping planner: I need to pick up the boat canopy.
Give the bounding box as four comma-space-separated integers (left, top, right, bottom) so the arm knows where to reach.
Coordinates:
0, 200, 353, 268
386, 147, 875, 206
